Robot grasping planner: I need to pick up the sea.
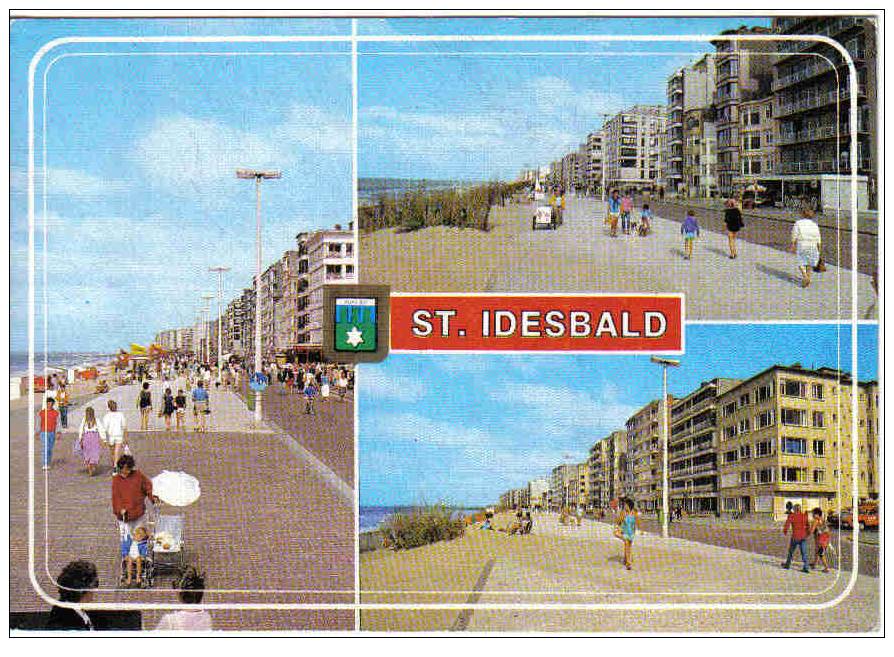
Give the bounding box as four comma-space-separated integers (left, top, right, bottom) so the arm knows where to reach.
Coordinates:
358, 177, 484, 206
359, 505, 481, 533
9, 352, 116, 378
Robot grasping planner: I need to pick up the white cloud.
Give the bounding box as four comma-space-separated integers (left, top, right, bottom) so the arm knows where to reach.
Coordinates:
491, 382, 638, 433
134, 103, 351, 195
358, 367, 427, 403
10, 167, 130, 197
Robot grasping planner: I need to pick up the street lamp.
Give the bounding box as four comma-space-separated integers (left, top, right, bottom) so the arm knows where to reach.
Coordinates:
237, 168, 281, 424
651, 355, 680, 539
209, 266, 231, 381
201, 294, 214, 366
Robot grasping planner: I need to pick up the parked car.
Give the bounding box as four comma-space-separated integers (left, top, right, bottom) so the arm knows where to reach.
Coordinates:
838, 503, 879, 531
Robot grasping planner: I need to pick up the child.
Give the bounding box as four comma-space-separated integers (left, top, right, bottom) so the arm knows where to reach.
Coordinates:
620, 193, 634, 234
155, 567, 213, 630
174, 389, 187, 431
122, 525, 150, 587
639, 204, 652, 236
614, 497, 638, 570
681, 209, 700, 260
304, 379, 318, 416
161, 387, 175, 431
606, 190, 621, 238
810, 507, 832, 573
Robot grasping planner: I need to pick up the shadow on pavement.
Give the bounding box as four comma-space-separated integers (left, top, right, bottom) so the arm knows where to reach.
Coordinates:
756, 263, 800, 285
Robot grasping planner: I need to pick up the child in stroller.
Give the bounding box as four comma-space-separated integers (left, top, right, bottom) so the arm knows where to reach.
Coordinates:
120, 524, 153, 588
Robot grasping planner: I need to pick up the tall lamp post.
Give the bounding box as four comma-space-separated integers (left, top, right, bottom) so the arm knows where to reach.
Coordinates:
209, 266, 231, 380
237, 168, 281, 423
201, 294, 215, 366
651, 356, 680, 539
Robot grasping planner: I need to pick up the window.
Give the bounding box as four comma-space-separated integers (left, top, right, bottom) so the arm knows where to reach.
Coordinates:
812, 411, 825, 428
765, 106, 772, 119
812, 383, 824, 399
724, 426, 737, 440
750, 112, 760, 126
813, 440, 825, 456
757, 384, 773, 402
724, 450, 738, 464
813, 469, 825, 484
782, 380, 807, 397
782, 437, 807, 455
781, 467, 807, 483
739, 444, 751, 459
738, 393, 751, 408
738, 419, 751, 435
781, 408, 807, 427
756, 441, 773, 457
740, 471, 752, 484
724, 402, 737, 417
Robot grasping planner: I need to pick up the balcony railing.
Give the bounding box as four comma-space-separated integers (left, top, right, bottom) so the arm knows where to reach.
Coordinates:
779, 160, 837, 174
774, 59, 835, 90
777, 124, 837, 144
776, 86, 866, 116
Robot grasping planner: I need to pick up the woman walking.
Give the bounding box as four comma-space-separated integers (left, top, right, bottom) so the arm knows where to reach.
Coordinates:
615, 498, 639, 570
101, 399, 127, 474
790, 208, 823, 288
161, 387, 176, 431
56, 383, 71, 429
723, 197, 744, 259
810, 507, 832, 573
137, 381, 152, 431
681, 209, 700, 260
76, 406, 105, 476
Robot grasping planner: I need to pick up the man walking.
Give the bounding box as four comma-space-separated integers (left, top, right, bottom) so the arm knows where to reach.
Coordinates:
36, 397, 61, 470
782, 503, 811, 573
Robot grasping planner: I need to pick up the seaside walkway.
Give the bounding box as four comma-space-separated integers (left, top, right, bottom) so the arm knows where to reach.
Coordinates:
10, 384, 355, 631
361, 196, 877, 320
360, 513, 879, 632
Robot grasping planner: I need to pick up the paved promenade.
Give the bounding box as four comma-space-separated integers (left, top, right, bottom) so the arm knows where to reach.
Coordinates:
11, 384, 355, 631
361, 197, 877, 320
360, 513, 879, 632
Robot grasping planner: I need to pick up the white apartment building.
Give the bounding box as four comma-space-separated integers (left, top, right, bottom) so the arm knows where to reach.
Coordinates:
603, 105, 666, 192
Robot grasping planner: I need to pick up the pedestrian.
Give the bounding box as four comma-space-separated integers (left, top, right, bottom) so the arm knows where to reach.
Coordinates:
112, 454, 157, 579
155, 567, 213, 630
320, 369, 331, 401
723, 196, 744, 259
781, 503, 811, 573
790, 208, 823, 288
337, 368, 349, 400
192, 380, 210, 432
639, 203, 652, 236
56, 382, 71, 429
606, 189, 621, 237
45, 560, 99, 631
620, 192, 634, 234
36, 396, 60, 470
76, 406, 105, 476
304, 376, 318, 416
681, 208, 700, 260
101, 399, 127, 474
174, 389, 187, 431
810, 507, 832, 573
137, 381, 152, 431
161, 387, 175, 431
614, 498, 638, 570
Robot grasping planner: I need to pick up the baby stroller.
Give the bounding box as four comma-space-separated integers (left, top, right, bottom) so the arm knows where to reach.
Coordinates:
117, 504, 185, 588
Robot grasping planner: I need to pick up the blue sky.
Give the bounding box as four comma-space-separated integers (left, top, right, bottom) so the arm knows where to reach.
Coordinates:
10, 19, 352, 352
359, 324, 879, 507
358, 16, 771, 179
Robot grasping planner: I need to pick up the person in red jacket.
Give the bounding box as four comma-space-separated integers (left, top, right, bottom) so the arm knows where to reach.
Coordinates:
112, 454, 157, 555
781, 503, 811, 573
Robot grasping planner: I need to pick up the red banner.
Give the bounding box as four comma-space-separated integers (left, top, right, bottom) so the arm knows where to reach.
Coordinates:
391, 294, 683, 353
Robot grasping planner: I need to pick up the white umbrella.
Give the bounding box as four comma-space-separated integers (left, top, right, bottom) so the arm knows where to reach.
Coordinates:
151, 470, 201, 507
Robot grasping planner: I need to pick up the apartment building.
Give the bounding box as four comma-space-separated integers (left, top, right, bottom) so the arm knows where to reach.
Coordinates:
295, 225, 356, 356
669, 378, 741, 514
528, 478, 550, 511
585, 130, 605, 196
716, 364, 879, 519
736, 96, 777, 184
222, 295, 246, 358
626, 396, 673, 512
666, 54, 716, 196
549, 463, 584, 511
682, 107, 719, 198
772, 16, 877, 210
711, 27, 777, 196
603, 105, 666, 193
589, 430, 627, 509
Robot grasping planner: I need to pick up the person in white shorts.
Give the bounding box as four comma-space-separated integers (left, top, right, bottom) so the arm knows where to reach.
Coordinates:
101, 399, 127, 474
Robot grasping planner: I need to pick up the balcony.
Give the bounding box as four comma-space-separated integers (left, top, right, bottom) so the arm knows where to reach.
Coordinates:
777, 124, 837, 144
776, 86, 866, 117
773, 59, 836, 91
779, 160, 837, 174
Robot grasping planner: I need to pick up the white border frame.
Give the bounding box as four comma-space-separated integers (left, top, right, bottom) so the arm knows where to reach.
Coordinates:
25, 28, 863, 614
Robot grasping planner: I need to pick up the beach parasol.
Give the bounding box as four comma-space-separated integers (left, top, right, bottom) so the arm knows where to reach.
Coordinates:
151, 470, 201, 507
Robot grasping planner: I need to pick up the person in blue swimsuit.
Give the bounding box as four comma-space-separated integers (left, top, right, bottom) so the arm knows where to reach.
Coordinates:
616, 497, 639, 570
